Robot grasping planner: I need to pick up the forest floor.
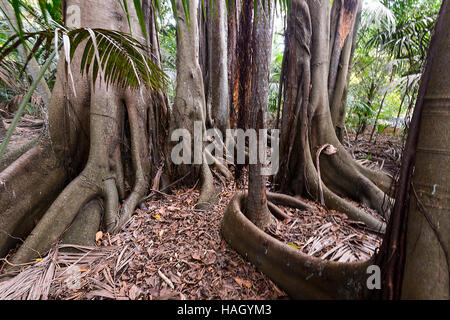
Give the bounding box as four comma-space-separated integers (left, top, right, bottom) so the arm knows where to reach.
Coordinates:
0, 113, 43, 149
0, 111, 404, 300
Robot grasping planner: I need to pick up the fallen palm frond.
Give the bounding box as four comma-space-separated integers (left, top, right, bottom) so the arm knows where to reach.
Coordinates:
271, 200, 383, 263
0, 244, 119, 300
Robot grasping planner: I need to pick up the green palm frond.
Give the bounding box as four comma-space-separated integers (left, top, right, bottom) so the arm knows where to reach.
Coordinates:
361, 0, 396, 33
0, 27, 169, 92
72, 28, 168, 90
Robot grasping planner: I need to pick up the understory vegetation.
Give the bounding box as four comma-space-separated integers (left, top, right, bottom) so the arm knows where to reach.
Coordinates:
0, 0, 448, 301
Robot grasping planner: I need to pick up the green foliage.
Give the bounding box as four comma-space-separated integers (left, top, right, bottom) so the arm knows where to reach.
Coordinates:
377, 123, 388, 134
158, 1, 177, 103
268, 29, 283, 115
0, 0, 169, 161
0, 0, 169, 93
346, 0, 441, 136
0, 28, 168, 91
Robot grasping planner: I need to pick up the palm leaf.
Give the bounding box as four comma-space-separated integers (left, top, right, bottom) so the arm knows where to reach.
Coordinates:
68, 28, 168, 91
0, 27, 168, 92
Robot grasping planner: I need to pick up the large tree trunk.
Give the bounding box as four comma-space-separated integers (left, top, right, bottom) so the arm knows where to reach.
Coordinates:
376, 0, 450, 299
275, 0, 392, 232
328, 0, 362, 141
199, 0, 230, 134
0, 0, 167, 264
170, 0, 218, 210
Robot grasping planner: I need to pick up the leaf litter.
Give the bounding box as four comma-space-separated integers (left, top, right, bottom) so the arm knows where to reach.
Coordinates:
0, 166, 386, 300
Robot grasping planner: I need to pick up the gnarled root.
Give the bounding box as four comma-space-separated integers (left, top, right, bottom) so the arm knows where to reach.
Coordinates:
195, 161, 218, 211
115, 92, 151, 230
205, 149, 233, 180
306, 153, 387, 233
60, 199, 102, 247
0, 141, 66, 257
221, 192, 372, 299
355, 162, 395, 196
0, 136, 39, 173
267, 192, 315, 211
267, 201, 291, 221
8, 167, 100, 264
6, 86, 153, 265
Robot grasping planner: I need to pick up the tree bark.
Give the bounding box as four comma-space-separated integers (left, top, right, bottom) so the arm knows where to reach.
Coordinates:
171, 0, 217, 210
374, 0, 449, 300
329, 0, 362, 141
1, 0, 166, 264
208, 0, 229, 134
246, 0, 274, 230
227, 0, 238, 128
233, 0, 253, 179
198, 0, 229, 134
400, 0, 450, 298
275, 0, 390, 231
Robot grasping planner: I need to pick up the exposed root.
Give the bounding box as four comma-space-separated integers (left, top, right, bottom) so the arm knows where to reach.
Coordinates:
60, 199, 102, 247
355, 162, 395, 196
317, 143, 392, 221
5, 86, 154, 264
103, 178, 119, 232
8, 170, 99, 265
116, 94, 151, 230
205, 149, 233, 180
111, 146, 126, 200
322, 184, 386, 233
267, 201, 292, 221
195, 161, 218, 211
267, 192, 315, 211
221, 191, 372, 299
305, 157, 386, 233
0, 142, 66, 257
0, 136, 39, 173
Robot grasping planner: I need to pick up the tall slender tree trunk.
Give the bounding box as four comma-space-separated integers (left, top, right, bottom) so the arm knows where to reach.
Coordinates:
369, 69, 395, 143
233, 0, 253, 180
246, 0, 274, 229
227, 0, 238, 128
209, 0, 229, 134
171, 0, 218, 210
199, 0, 229, 134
